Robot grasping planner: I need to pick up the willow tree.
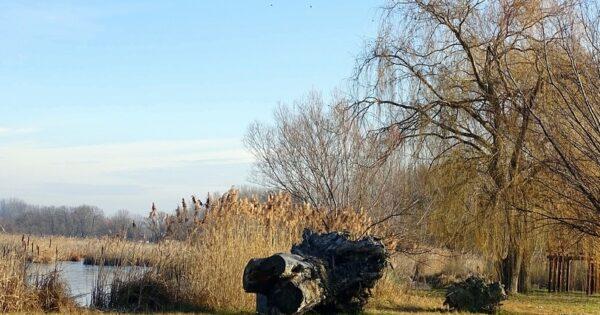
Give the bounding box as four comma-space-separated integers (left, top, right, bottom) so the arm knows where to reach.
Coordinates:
354, 0, 576, 293
532, 1, 600, 237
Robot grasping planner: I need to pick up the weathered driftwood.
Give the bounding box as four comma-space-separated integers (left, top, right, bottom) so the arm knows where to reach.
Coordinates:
243, 229, 387, 314
244, 253, 326, 314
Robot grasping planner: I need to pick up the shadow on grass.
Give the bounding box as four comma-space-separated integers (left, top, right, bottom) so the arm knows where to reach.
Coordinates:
367, 304, 448, 314
214, 307, 448, 315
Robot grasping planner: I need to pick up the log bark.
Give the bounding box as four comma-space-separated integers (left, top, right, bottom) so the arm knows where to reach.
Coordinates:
243, 253, 326, 314
243, 229, 387, 314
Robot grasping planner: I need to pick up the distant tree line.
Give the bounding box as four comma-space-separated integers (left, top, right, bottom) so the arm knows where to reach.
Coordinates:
0, 199, 146, 239
0, 185, 271, 241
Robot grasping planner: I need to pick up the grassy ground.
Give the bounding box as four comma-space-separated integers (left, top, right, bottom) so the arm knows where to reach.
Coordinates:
1, 231, 597, 314
0, 188, 596, 314
1, 236, 597, 314
367, 289, 600, 315
501, 291, 600, 315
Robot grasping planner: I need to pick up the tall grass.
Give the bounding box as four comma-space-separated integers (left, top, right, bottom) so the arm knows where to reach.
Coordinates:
0, 249, 75, 312
0, 189, 490, 313
0, 233, 157, 266
98, 189, 402, 312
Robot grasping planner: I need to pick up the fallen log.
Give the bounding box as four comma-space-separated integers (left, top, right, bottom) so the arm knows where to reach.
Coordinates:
244, 253, 326, 314
243, 229, 387, 314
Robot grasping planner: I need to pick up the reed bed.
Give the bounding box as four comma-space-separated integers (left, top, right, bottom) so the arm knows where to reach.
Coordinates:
94, 189, 405, 312
0, 234, 158, 266
0, 191, 593, 314
0, 190, 477, 313
0, 249, 76, 312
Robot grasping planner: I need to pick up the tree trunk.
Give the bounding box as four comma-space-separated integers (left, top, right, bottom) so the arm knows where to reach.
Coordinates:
499, 243, 523, 294
518, 259, 530, 293
517, 251, 531, 293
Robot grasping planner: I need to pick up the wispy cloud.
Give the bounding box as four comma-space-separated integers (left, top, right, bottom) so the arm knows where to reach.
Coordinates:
0, 138, 252, 179
0, 138, 253, 212
0, 126, 38, 136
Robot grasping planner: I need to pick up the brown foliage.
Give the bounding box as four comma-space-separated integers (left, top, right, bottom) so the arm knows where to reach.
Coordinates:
98, 189, 404, 312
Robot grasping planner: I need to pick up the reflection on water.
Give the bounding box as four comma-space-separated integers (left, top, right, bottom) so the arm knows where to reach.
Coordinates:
29, 261, 146, 307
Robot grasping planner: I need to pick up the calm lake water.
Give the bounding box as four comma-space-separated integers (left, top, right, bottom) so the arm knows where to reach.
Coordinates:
29, 261, 146, 307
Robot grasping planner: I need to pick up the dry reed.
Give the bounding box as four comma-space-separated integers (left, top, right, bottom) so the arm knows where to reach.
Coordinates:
0, 249, 75, 312
102, 189, 404, 312
0, 234, 157, 266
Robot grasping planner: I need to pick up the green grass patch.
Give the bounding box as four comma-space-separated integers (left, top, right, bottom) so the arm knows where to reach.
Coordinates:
367, 289, 600, 315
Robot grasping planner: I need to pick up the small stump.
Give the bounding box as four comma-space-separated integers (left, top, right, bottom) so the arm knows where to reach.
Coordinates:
243, 229, 387, 314
444, 276, 507, 313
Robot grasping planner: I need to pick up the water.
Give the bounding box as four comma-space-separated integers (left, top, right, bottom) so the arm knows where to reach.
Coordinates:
29, 261, 146, 307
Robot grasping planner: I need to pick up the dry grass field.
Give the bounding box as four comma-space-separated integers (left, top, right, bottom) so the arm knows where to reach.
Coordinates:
1, 191, 599, 314
1, 233, 599, 314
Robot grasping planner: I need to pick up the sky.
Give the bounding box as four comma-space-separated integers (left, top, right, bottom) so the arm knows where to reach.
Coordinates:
0, 1, 381, 214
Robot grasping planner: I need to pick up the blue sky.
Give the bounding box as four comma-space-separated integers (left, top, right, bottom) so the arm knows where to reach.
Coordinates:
0, 1, 380, 213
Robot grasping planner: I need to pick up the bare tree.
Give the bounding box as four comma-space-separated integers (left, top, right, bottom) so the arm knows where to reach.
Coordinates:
244, 91, 424, 245
245, 91, 407, 211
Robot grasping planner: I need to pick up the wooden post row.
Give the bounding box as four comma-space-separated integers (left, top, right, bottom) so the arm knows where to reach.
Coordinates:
548, 256, 554, 292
